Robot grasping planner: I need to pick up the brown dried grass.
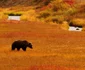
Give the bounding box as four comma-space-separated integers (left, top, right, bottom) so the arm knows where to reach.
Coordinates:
0, 21, 85, 70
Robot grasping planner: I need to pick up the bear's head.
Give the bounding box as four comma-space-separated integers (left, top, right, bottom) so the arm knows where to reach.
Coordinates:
23, 40, 33, 49
28, 43, 33, 49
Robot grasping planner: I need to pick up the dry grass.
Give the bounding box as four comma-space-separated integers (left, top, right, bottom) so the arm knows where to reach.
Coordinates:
0, 21, 85, 70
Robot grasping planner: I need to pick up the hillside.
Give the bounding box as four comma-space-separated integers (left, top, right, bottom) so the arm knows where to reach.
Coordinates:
0, 21, 85, 70
0, 0, 85, 26
0, 0, 85, 8
0, 1, 85, 70
0, 0, 50, 7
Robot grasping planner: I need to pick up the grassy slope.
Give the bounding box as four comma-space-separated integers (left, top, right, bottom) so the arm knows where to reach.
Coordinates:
0, 21, 85, 70
0, 0, 47, 7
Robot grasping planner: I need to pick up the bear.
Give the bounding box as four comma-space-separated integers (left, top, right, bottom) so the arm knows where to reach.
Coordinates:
12, 40, 33, 51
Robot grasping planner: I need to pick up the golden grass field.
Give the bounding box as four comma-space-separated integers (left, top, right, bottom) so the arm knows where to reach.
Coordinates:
0, 20, 85, 70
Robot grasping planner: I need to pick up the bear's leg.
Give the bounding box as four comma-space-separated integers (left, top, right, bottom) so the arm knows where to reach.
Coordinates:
22, 47, 26, 51
17, 47, 20, 51
12, 46, 15, 50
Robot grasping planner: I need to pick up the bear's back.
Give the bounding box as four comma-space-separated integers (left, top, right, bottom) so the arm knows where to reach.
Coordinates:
12, 40, 24, 48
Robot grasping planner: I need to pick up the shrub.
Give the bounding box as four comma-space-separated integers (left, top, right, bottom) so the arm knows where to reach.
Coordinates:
15, 13, 22, 16
8, 13, 15, 16
69, 18, 85, 27
65, 8, 77, 15
44, 15, 65, 23
45, 16, 53, 22
38, 10, 51, 18
0, 12, 8, 20
82, 27, 85, 31
8, 13, 22, 16
20, 15, 28, 21
21, 9, 38, 21
61, 21, 69, 30
51, 0, 70, 12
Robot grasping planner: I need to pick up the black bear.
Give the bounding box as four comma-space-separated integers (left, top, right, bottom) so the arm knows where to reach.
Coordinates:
12, 40, 33, 51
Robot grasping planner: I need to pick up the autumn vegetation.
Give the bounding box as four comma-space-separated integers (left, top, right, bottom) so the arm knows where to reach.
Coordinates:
0, 0, 85, 26
0, 0, 85, 70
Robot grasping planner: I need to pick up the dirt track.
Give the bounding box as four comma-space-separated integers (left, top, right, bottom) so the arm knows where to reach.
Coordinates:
0, 21, 85, 70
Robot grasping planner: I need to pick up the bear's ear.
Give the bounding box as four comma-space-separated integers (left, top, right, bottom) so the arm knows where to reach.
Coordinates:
29, 43, 32, 45
28, 43, 33, 49
29, 43, 31, 44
